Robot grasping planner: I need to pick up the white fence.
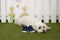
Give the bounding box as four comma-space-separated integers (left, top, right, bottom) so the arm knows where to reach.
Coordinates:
0, 0, 60, 23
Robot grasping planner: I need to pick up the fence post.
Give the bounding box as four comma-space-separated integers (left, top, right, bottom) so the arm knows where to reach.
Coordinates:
58, 0, 60, 23
1, 0, 6, 23
50, 0, 57, 23
43, 0, 49, 23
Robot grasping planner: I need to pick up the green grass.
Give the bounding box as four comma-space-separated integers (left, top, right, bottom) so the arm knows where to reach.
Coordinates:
0, 23, 60, 40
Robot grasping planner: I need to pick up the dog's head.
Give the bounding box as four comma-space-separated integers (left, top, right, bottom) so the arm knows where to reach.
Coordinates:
35, 23, 51, 33
36, 26, 47, 33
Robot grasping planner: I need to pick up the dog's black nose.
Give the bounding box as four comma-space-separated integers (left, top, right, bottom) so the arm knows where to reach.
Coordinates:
43, 30, 46, 33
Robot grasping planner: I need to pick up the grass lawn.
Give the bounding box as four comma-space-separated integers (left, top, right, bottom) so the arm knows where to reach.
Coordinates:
0, 23, 60, 40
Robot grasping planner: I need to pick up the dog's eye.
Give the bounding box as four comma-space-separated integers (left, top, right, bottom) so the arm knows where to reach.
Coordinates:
38, 27, 41, 29
43, 26, 45, 28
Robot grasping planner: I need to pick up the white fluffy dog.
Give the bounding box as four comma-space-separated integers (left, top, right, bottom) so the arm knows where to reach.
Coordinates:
15, 16, 51, 33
